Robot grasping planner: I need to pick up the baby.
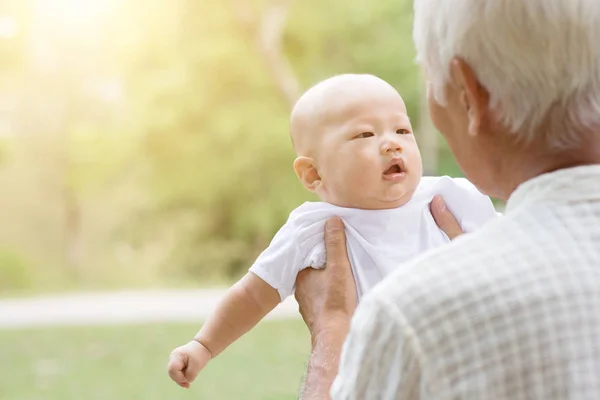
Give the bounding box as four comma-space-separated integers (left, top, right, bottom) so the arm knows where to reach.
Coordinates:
167, 74, 497, 388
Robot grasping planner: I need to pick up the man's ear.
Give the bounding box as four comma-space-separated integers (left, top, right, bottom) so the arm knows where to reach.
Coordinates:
449, 57, 490, 137
293, 157, 322, 192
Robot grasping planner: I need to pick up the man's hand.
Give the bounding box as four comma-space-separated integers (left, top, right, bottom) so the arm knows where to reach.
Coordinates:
430, 195, 464, 240
295, 217, 357, 341
296, 217, 357, 400
167, 340, 211, 389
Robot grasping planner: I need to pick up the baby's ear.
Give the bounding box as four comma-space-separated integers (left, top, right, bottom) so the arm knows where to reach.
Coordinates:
293, 157, 322, 192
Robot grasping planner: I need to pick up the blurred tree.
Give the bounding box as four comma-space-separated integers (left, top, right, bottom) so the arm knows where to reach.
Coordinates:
0, 0, 131, 278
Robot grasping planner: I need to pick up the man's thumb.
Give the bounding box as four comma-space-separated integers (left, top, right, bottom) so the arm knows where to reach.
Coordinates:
430, 195, 463, 240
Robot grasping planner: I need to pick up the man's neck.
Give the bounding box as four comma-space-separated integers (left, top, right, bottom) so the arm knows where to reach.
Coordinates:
496, 137, 600, 201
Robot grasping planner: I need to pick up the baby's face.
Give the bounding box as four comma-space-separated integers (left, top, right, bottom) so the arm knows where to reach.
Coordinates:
311, 84, 423, 209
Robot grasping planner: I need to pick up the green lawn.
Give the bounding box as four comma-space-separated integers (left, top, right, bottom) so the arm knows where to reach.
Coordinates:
0, 320, 310, 400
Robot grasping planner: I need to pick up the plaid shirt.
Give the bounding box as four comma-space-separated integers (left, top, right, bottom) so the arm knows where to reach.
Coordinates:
331, 165, 600, 400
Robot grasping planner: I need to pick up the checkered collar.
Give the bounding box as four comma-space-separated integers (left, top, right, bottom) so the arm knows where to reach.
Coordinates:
506, 165, 600, 214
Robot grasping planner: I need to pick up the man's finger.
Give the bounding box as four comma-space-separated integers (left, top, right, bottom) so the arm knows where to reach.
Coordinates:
430, 195, 464, 240
324, 217, 349, 271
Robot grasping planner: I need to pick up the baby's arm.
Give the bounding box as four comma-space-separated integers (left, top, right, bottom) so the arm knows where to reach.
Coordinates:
195, 272, 280, 357
168, 272, 280, 388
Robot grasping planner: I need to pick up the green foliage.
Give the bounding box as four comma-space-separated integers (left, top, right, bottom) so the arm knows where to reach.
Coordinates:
0, 139, 9, 166
0, 249, 33, 292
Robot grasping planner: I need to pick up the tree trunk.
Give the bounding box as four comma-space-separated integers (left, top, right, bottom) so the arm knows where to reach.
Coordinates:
256, 0, 300, 108
232, 0, 301, 108
63, 184, 83, 271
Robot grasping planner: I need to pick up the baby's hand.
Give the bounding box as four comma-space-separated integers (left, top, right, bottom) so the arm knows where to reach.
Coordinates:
167, 340, 212, 388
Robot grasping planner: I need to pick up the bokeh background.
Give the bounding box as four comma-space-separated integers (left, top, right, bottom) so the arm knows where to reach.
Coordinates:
0, 0, 471, 399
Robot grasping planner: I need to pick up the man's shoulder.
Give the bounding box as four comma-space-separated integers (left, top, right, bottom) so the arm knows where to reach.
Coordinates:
368, 215, 519, 317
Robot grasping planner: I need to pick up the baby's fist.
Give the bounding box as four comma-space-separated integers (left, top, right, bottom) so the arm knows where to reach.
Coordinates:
167, 340, 211, 388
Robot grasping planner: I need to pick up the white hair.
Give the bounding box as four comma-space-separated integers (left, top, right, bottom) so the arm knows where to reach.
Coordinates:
413, 0, 600, 150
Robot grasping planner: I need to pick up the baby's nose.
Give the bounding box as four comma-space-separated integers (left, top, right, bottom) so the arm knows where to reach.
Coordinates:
382, 140, 402, 154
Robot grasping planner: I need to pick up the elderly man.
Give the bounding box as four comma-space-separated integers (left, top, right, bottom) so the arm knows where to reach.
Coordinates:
296, 0, 600, 399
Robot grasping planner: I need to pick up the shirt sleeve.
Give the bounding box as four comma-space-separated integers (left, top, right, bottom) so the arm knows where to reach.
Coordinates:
249, 206, 328, 301
330, 295, 425, 400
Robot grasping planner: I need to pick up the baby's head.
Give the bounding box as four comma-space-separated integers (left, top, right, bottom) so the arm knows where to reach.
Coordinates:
291, 74, 423, 210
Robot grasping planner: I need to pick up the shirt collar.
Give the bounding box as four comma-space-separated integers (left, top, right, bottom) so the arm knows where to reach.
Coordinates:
505, 165, 600, 213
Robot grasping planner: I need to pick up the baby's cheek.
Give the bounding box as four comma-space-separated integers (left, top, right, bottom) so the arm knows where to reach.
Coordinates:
333, 151, 378, 189
352, 165, 379, 190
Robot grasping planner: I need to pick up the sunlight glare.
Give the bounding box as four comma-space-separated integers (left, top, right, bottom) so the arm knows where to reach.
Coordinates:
0, 16, 18, 39
35, 0, 116, 33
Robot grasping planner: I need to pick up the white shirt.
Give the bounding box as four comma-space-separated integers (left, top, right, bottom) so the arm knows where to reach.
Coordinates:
331, 165, 600, 400
249, 176, 497, 301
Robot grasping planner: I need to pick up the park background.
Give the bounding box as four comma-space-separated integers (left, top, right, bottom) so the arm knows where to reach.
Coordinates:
0, 1, 497, 399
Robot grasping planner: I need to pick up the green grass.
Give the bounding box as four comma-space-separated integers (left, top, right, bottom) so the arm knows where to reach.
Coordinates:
0, 320, 310, 400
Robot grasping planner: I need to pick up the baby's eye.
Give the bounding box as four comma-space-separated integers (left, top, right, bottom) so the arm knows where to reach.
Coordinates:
354, 132, 374, 139
396, 128, 411, 135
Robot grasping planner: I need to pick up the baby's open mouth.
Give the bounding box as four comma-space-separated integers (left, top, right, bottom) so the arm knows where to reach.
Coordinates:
382, 159, 407, 182
384, 164, 402, 175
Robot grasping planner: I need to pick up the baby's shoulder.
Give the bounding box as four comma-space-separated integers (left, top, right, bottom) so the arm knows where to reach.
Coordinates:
288, 201, 337, 216
287, 201, 361, 224
417, 175, 485, 200
419, 176, 497, 231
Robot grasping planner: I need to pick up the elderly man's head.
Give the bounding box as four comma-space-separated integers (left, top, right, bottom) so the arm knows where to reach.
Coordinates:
413, 0, 600, 199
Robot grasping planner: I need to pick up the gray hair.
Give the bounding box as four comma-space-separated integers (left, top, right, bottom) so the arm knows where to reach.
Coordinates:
413, 0, 600, 150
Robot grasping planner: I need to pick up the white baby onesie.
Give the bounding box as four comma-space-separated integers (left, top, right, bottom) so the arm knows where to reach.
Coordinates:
249, 176, 498, 300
